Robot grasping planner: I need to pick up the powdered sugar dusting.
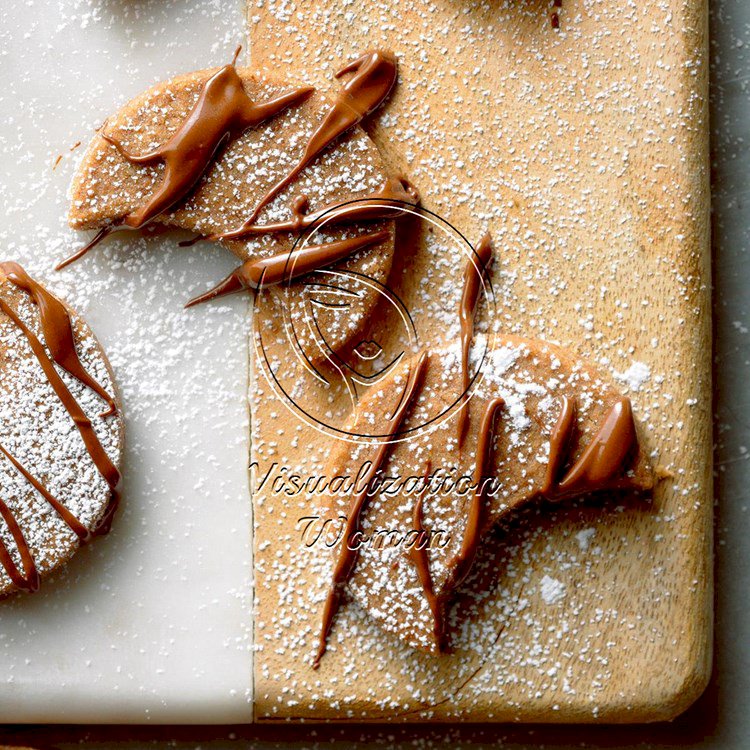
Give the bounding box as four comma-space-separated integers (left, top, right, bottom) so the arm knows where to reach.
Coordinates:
614, 361, 651, 392
576, 527, 596, 552
249, 0, 711, 723
0, 282, 122, 594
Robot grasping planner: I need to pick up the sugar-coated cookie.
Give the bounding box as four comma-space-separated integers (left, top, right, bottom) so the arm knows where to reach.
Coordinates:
319, 338, 653, 655
0, 263, 123, 597
68, 55, 411, 358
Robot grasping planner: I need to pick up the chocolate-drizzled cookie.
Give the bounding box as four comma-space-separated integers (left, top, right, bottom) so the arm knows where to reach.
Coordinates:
68, 54, 412, 359
0, 264, 123, 597
318, 338, 653, 655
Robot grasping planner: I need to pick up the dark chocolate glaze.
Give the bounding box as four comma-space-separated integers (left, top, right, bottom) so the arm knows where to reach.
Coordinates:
313, 350, 428, 669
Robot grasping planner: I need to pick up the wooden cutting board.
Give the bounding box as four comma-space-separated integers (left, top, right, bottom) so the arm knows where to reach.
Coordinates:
247, 0, 712, 723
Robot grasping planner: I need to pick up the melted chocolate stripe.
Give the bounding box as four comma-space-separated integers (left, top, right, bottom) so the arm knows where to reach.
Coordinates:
0, 442, 89, 544
456, 235, 494, 449
441, 397, 504, 605
313, 350, 428, 669
60, 50, 313, 268
0, 299, 120, 490
0, 492, 39, 593
56, 227, 113, 271
554, 397, 637, 497
0, 262, 116, 416
0, 438, 116, 591
185, 230, 390, 308
541, 395, 576, 495
211, 176, 418, 243
406, 460, 444, 647
542, 396, 639, 500
230, 49, 398, 232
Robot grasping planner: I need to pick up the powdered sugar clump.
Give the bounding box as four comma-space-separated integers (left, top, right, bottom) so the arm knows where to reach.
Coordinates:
614, 361, 651, 392
576, 527, 596, 552
539, 574, 566, 605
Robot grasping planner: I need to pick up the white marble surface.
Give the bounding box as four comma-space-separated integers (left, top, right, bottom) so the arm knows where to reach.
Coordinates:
0, 0, 254, 724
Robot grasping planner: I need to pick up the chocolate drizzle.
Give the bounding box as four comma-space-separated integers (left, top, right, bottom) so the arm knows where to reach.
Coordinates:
456, 234, 493, 449
541, 395, 577, 495
313, 350, 428, 668
317, 373, 643, 659
0, 262, 116, 416
57, 228, 114, 272
0, 280, 121, 592
227, 49, 398, 234
433, 397, 504, 645
406, 460, 443, 646
542, 396, 638, 500
186, 229, 391, 308
0, 298, 119, 488
0, 477, 40, 593
59, 47, 313, 269
407, 398, 504, 651
0, 443, 90, 545
0, 436, 115, 594
207, 176, 418, 243
405, 391, 640, 653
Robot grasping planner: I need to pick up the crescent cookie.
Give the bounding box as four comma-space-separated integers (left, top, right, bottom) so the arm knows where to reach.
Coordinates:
68, 62, 406, 359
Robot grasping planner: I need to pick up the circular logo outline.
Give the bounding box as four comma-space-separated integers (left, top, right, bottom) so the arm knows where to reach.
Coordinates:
253, 198, 497, 443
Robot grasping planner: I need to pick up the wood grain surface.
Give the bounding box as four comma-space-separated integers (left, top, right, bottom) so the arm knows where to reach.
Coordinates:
247, 0, 712, 723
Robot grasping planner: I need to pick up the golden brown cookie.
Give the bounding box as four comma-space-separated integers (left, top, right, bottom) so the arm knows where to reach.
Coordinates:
0, 264, 123, 597
68, 63, 406, 357
320, 337, 653, 655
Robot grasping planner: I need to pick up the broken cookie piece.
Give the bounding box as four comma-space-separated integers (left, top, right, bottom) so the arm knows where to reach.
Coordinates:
68, 50, 411, 357
318, 336, 653, 655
